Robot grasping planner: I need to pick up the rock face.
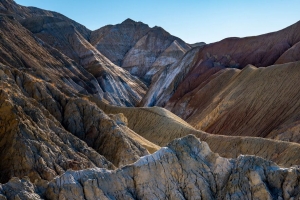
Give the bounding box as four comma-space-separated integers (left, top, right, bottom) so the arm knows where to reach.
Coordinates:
0, 65, 115, 183
90, 18, 150, 66
0, 2, 158, 184
20, 16, 148, 105
90, 19, 191, 84
140, 46, 202, 106
46, 136, 300, 200
1, 0, 147, 107
1, 135, 298, 200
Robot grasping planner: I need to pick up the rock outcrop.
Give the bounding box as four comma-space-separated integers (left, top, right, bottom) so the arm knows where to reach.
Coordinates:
140, 46, 202, 106
21, 16, 147, 107
2, 135, 299, 199
46, 135, 300, 200
90, 19, 191, 84
164, 62, 300, 141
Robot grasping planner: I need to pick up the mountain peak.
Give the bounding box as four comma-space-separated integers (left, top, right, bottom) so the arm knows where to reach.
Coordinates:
122, 18, 136, 24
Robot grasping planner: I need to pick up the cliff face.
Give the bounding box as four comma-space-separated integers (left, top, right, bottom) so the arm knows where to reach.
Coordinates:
90, 19, 191, 84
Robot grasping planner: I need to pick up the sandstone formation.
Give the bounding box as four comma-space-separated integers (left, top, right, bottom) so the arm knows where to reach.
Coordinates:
0, 65, 115, 184
90, 19, 191, 83
2, 135, 300, 199
0, 61, 160, 182
169, 20, 300, 103
2, 0, 300, 199
140, 46, 202, 106
45, 135, 300, 200
164, 62, 300, 142
20, 15, 148, 106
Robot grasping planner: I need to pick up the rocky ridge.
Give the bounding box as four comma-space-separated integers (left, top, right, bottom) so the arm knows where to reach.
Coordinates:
91, 19, 191, 84
1, 0, 300, 199
0, 1, 159, 184
1, 135, 300, 199
142, 20, 300, 107
1, 0, 147, 107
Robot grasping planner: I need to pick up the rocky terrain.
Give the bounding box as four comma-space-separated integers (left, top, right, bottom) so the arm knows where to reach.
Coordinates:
142, 20, 300, 141
1, 135, 300, 199
1, 0, 147, 107
1, 0, 300, 199
90, 18, 191, 84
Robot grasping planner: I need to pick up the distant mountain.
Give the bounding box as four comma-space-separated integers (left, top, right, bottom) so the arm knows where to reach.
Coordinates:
90, 18, 191, 84
142, 20, 300, 142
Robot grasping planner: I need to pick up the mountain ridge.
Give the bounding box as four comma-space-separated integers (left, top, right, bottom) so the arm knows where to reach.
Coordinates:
1, 0, 300, 199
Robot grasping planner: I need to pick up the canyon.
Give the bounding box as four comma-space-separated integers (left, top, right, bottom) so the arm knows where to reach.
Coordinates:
0, 0, 300, 199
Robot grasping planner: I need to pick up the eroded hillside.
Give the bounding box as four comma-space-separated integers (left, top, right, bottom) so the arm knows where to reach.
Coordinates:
1, 0, 300, 199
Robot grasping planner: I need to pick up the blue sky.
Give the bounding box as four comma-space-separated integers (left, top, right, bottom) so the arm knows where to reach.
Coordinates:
15, 0, 300, 44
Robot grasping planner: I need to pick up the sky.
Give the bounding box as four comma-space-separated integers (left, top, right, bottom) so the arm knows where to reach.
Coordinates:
15, 0, 300, 44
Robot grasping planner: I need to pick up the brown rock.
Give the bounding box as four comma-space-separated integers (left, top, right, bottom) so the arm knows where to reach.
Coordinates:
93, 98, 300, 167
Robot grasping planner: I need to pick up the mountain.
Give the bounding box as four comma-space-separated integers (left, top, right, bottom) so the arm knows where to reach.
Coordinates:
142, 20, 300, 141
0, 0, 160, 183
0, 0, 147, 107
90, 18, 191, 84
1, 0, 300, 199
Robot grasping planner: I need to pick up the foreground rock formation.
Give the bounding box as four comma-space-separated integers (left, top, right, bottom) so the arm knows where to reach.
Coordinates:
1, 135, 300, 199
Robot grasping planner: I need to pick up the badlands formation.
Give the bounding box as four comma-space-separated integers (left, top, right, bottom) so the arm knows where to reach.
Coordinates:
0, 0, 300, 199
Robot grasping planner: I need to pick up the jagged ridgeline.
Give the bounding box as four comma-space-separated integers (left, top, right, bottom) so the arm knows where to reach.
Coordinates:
1, 0, 300, 199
